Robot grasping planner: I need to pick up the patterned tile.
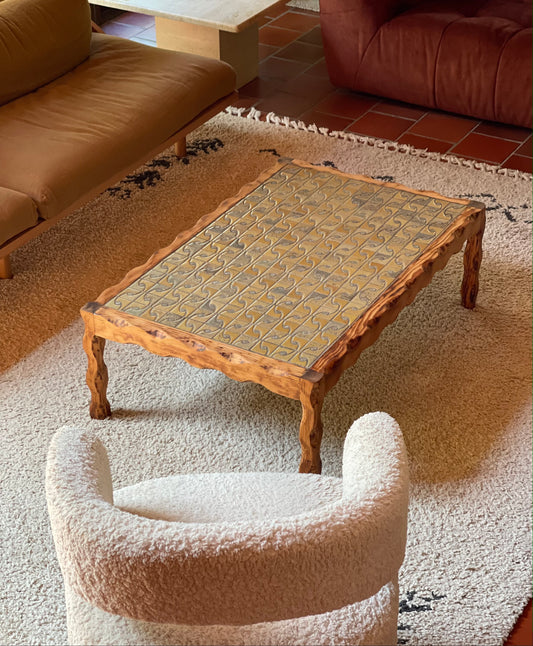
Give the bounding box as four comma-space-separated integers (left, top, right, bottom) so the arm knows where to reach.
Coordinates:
107, 162, 469, 369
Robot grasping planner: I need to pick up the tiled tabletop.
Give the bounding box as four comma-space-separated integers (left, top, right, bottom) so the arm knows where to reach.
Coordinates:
106, 161, 468, 369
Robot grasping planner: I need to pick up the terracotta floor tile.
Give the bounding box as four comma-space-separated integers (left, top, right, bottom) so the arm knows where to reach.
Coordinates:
397, 133, 452, 154
276, 41, 324, 64
114, 12, 154, 28
278, 72, 334, 99
298, 110, 354, 131
450, 133, 518, 164
256, 15, 271, 27
262, 2, 289, 19
255, 92, 317, 118
259, 57, 310, 82
138, 25, 156, 41
373, 100, 426, 120
259, 25, 300, 47
239, 77, 280, 99
231, 96, 258, 111
102, 21, 145, 38
108, 5, 530, 175
516, 136, 532, 157
348, 112, 413, 140
410, 112, 478, 142
305, 59, 330, 78
298, 25, 323, 46
473, 121, 531, 142
501, 155, 533, 173
259, 43, 278, 60
314, 91, 378, 119
269, 12, 320, 32
130, 36, 156, 48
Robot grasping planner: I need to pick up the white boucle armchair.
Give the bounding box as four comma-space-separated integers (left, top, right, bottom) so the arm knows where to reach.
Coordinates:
46, 412, 409, 646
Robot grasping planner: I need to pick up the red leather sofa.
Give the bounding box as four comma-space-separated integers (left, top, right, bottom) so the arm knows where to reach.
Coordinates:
320, 0, 532, 127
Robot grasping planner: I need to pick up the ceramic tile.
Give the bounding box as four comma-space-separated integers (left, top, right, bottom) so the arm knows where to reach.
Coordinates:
501, 155, 532, 173
259, 57, 310, 82
279, 74, 334, 100
297, 25, 323, 46
398, 133, 452, 154
348, 112, 413, 140
259, 25, 300, 47
268, 12, 320, 32
258, 43, 278, 60
373, 100, 426, 120
276, 41, 323, 64
102, 21, 145, 38
473, 122, 531, 143
516, 137, 532, 157
114, 11, 155, 28
450, 133, 518, 164
314, 91, 378, 119
409, 113, 478, 142
255, 92, 317, 118
107, 161, 473, 369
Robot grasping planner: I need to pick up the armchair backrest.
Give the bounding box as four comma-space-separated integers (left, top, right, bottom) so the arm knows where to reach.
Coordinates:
46, 421, 409, 627
0, 0, 91, 106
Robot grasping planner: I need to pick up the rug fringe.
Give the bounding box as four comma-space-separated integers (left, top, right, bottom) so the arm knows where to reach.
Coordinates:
225, 106, 533, 182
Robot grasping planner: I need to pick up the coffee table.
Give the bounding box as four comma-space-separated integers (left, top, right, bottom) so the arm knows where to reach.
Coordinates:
81, 159, 485, 473
89, 0, 285, 87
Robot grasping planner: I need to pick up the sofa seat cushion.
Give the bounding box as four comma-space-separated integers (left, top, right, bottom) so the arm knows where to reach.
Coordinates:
354, 0, 532, 126
0, 0, 91, 106
0, 34, 236, 221
0, 187, 38, 247
114, 471, 343, 523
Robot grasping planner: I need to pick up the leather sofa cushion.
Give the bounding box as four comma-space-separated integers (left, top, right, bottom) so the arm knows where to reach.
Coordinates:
0, 0, 91, 106
0, 34, 236, 222
0, 188, 38, 247
355, 0, 532, 126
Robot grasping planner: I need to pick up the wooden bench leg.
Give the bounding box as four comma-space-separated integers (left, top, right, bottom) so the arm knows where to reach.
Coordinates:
174, 137, 187, 157
298, 379, 325, 474
0, 255, 13, 279
83, 329, 112, 419
461, 211, 485, 309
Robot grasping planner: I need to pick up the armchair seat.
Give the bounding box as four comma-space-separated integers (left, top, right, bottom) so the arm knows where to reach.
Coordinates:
46, 412, 409, 645
115, 471, 343, 522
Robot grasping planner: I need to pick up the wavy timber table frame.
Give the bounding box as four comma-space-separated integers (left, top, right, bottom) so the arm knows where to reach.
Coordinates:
81, 159, 485, 473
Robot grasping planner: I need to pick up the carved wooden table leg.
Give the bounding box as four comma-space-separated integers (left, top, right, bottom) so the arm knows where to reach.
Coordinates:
82, 329, 111, 419
461, 211, 485, 309
298, 379, 325, 474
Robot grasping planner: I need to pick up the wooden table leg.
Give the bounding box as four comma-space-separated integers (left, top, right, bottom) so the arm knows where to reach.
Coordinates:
461, 211, 485, 309
298, 379, 325, 474
82, 328, 111, 419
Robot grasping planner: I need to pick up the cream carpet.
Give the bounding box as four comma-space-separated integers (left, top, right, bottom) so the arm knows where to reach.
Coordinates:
0, 109, 531, 646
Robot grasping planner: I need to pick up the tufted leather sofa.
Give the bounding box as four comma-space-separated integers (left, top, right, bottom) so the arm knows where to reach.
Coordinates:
320, 0, 532, 128
0, 0, 236, 278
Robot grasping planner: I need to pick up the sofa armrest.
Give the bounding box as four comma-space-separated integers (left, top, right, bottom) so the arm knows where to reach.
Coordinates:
0, 187, 39, 247
320, 0, 406, 87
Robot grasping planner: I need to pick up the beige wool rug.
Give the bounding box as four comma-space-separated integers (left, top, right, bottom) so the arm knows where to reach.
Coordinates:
0, 109, 531, 646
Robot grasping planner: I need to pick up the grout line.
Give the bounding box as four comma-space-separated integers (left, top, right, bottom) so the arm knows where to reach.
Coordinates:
499, 147, 524, 169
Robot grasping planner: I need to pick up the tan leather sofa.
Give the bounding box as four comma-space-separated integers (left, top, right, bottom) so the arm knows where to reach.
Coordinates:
0, 0, 237, 278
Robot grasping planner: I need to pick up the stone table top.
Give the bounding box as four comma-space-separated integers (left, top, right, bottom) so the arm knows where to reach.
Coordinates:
89, 0, 285, 32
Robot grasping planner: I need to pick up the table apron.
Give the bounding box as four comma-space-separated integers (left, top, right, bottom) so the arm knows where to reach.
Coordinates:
90, 312, 309, 401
